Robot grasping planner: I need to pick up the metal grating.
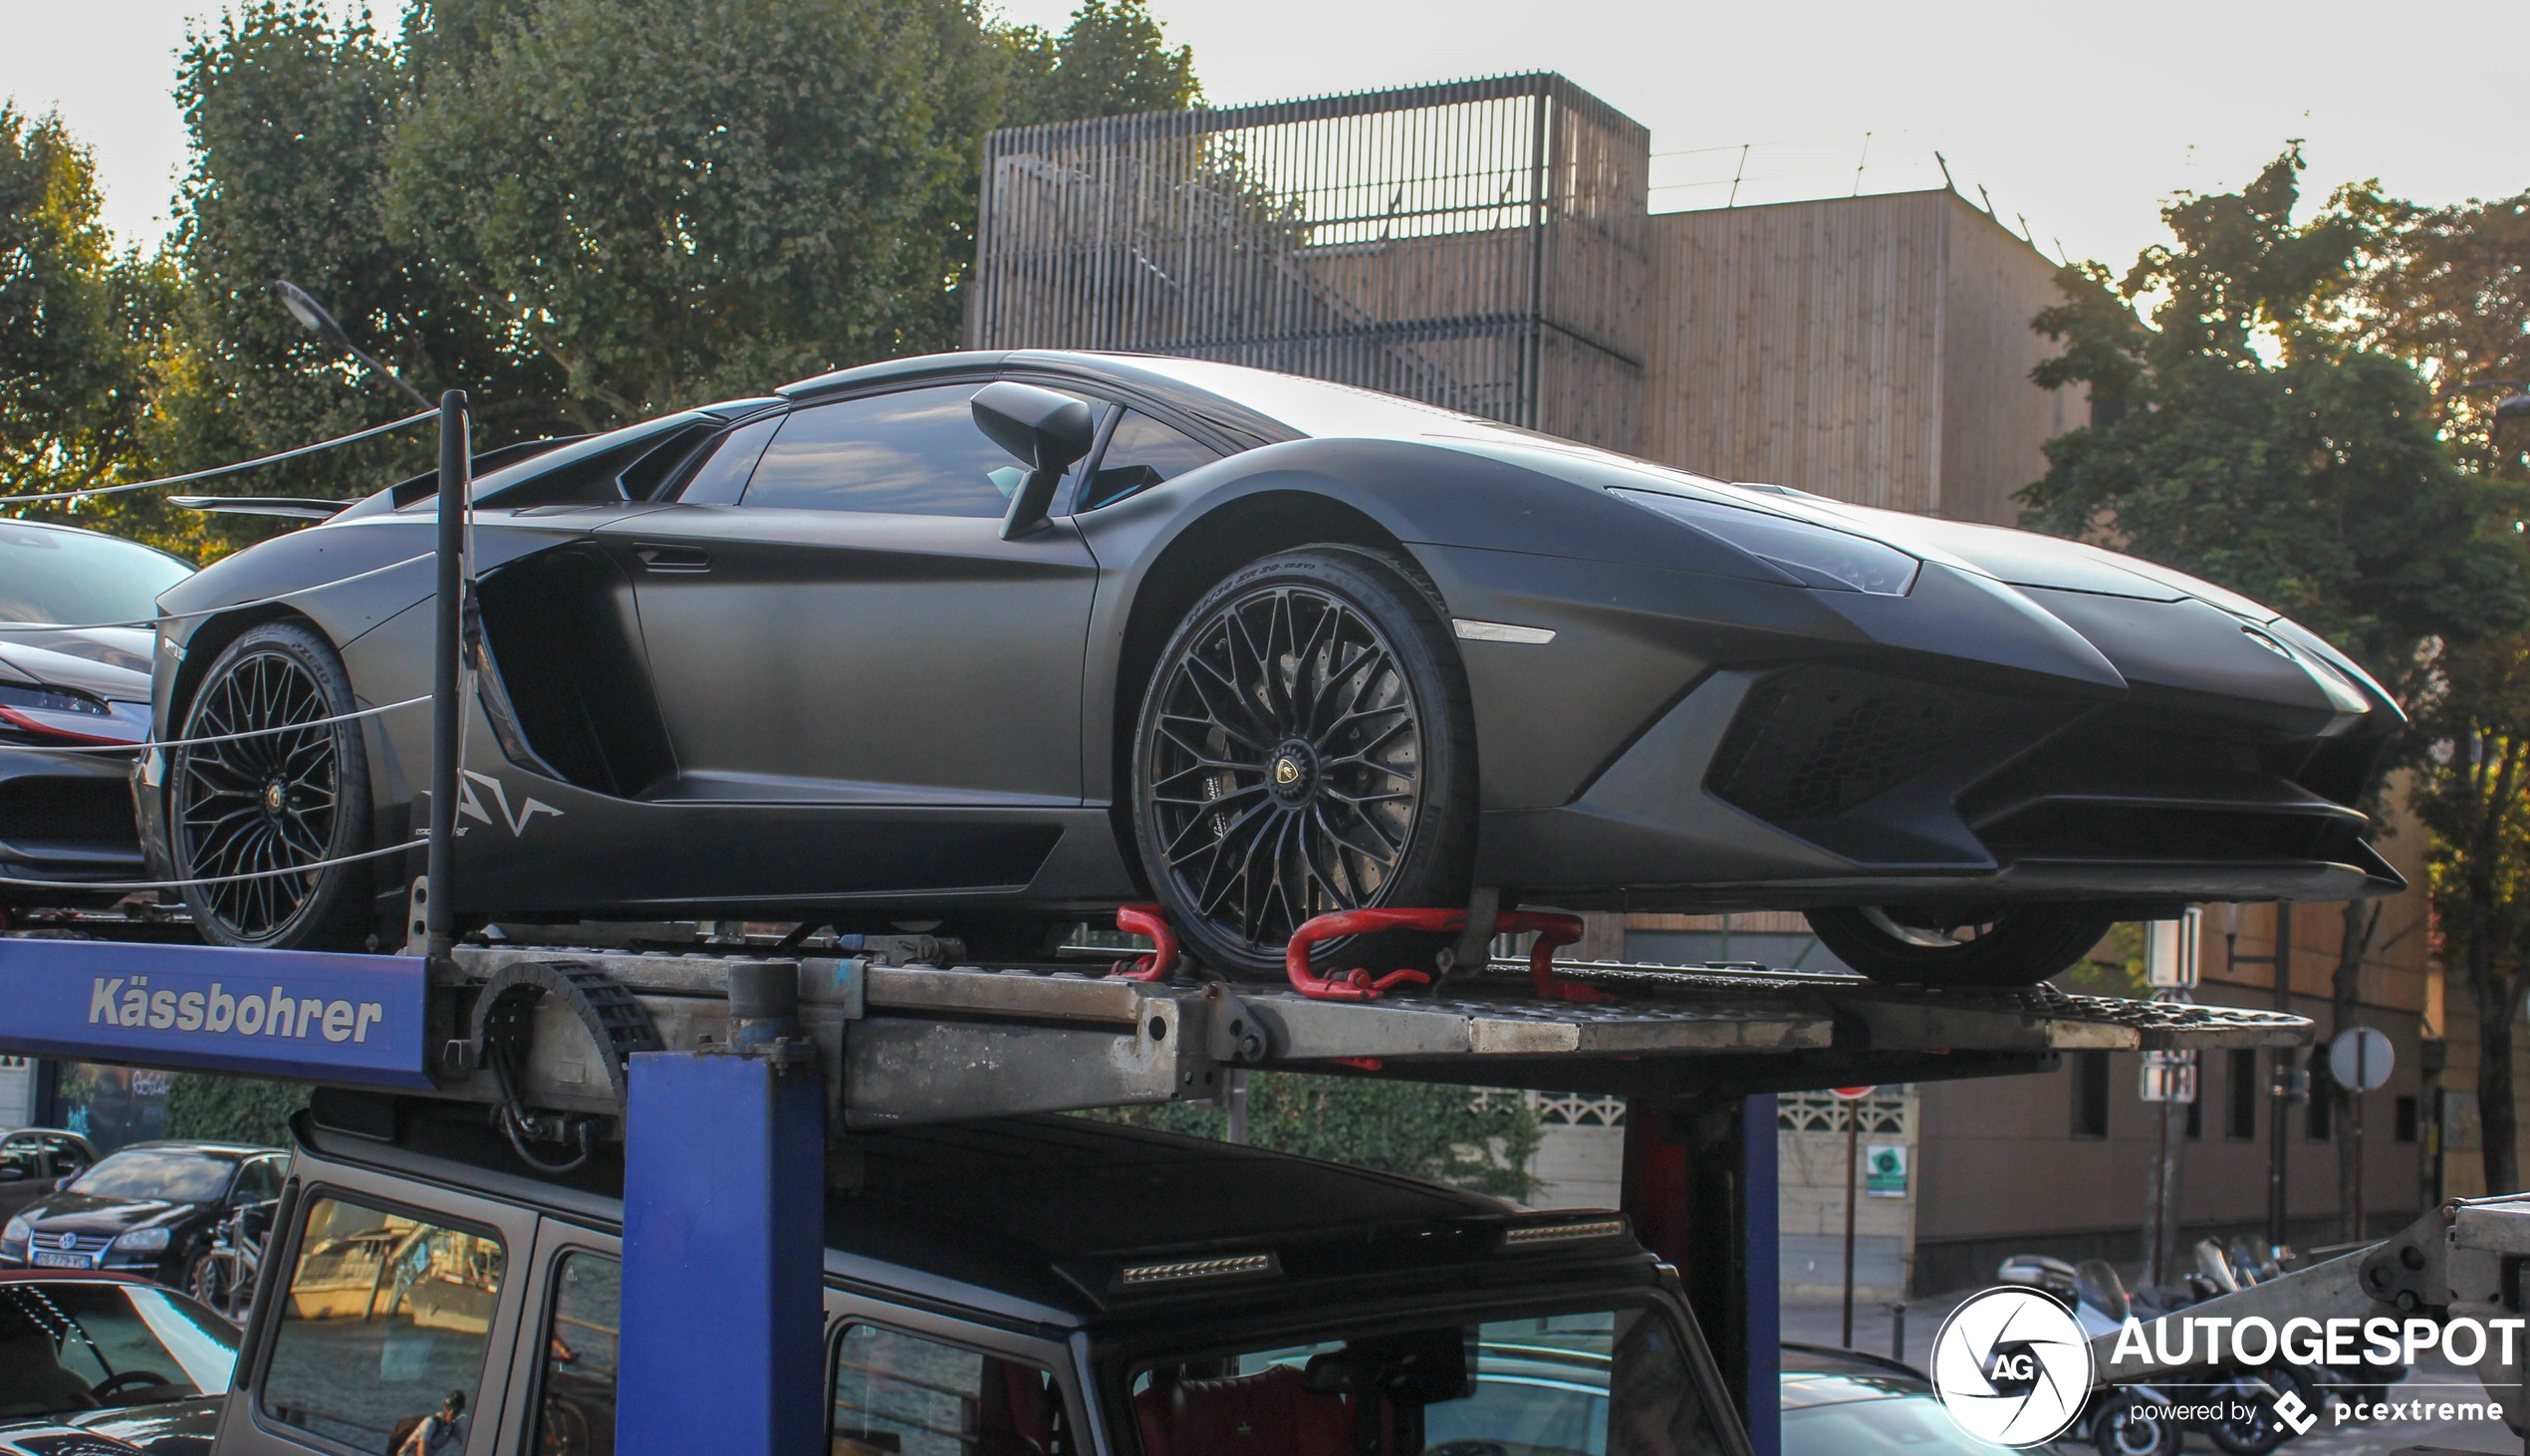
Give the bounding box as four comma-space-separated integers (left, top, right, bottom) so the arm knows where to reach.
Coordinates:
970, 73, 1650, 450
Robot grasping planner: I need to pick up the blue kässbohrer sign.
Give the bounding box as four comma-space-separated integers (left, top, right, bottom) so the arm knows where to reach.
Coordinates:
0, 937, 433, 1088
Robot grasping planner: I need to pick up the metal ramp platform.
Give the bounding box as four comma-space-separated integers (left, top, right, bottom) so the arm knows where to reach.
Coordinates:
412, 944, 2310, 1130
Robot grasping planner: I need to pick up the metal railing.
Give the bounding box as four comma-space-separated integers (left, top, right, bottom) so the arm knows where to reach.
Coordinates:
971, 73, 1649, 446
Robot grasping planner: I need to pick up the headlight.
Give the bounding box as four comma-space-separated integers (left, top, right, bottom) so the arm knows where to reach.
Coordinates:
112, 1226, 170, 1252
1, 1215, 28, 1248
1614, 489, 1918, 596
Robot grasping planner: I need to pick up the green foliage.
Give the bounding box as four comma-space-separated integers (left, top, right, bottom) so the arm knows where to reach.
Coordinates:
2021, 147, 2527, 687
1002, 0, 1199, 128
1091, 1075, 1541, 1201
2056, 921, 2150, 998
162, 1075, 307, 1147
0, 106, 167, 518
386, 0, 1010, 425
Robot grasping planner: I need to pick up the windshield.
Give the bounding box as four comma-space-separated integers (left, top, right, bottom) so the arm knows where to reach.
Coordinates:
0, 1280, 237, 1418
71, 1148, 238, 1203
1128, 1305, 1731, 1456
0, 522, 193, 626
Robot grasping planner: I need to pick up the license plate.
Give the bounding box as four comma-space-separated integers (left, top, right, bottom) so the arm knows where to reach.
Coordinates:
32, 1251, 91, 1269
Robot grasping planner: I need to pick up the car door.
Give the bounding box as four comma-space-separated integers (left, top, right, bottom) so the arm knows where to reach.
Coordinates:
595, 380, 1109, 808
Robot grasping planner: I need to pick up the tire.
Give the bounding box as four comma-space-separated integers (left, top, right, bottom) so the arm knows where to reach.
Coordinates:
1131, 546, 1476, 981
2092, 1391, 2179, 1456
170, 620, 374, 950
1806, 902, 2116, 988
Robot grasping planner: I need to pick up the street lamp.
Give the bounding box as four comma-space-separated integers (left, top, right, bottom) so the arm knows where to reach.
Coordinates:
273, 280, 430, 409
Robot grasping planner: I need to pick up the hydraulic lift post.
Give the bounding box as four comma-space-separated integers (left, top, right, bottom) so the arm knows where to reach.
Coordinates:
1624, 1092, 1781, 1456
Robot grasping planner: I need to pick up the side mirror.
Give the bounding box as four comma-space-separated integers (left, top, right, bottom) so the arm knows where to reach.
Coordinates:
972, 381, 1096, 541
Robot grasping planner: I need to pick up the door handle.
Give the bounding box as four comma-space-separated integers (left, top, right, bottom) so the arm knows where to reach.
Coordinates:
633, 544, 711, 573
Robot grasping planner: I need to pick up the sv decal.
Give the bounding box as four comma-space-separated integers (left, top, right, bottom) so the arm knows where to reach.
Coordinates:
456, 769, 565, 838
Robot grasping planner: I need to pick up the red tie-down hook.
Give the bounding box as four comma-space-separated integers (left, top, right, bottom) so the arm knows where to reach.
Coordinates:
1108, 904, 1179, 982
1283, 906, 1613, 1003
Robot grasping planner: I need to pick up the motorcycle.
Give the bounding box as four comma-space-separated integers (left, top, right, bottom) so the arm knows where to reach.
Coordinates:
1996, 1254, 2288, 1455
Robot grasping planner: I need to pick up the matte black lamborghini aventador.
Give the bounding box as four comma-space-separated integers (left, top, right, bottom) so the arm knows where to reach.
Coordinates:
134, 352, 2404, 985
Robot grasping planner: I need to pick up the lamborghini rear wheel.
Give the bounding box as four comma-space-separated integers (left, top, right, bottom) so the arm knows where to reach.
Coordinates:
171, 620, 374, 950
1806, 902, 2115, 988
1131, 547, 1476, 981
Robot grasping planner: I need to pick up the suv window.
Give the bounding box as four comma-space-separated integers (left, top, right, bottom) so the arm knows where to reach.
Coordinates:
1078, 410, 1222, 512
260, 1196, 506, 1454
833, 1323, 1069, 1456
745, 384, 1081, 519
1131, 1307, 1727, 1456
533, 1252, 621, 1454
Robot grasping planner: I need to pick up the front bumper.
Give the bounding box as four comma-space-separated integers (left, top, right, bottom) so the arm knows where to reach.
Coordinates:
1425, 550, 2403, 912
0, 742, 148, 906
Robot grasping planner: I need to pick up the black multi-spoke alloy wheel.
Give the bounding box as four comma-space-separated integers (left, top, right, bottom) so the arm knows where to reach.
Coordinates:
1806, 902, 2117, 988
1133, 547, 1475, 981
172, 620, 373, 949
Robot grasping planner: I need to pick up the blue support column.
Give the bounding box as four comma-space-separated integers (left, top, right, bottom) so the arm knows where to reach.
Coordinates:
1742, 1093, 1780, 1456
618, 1049, 825, 1456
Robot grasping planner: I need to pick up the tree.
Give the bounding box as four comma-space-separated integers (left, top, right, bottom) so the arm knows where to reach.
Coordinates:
152, 0, 564, 556
1002, 0, 1199, 128
2362, 187, 2530, 1199
1095, 1075, 1541, 1200
163, 1075, 309, 1146
385, 0, 1196, 432
2022, 148, 2525, 687
0, 107, 165, 520
2024, 148, 2530, 1216
2414, 636, 2530, 1194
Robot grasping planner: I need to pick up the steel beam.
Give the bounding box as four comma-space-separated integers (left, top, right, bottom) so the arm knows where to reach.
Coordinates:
618, 1050, 826, 1456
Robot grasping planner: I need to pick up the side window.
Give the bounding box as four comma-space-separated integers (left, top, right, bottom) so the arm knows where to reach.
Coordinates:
260, 1196, 506, 1455
532, 1252, 621, 1456
670, 413, 783, 506
42, 1137, 90, 1176
1078, 411, 1222, 512
833, 1323, 1070, 1456
744, 384, 1091, 519
234, 1157, 281, 1203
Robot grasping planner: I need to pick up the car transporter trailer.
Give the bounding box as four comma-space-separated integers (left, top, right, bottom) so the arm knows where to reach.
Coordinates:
9, 392, 2483, 1456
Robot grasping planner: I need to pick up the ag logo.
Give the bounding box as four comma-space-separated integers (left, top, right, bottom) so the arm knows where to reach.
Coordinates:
1929, 1286, 2093, 1447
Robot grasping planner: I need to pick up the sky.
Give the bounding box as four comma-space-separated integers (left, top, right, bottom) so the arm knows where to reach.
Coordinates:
4, 0, 2525, 273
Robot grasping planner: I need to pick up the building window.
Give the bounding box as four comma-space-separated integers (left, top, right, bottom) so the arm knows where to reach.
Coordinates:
2227, 1049, 2259, 1139
2396, 1095, 2419, 1143
2186, 1092, 2202, 1140
2071, 1051, 2111, 1138
2308, 1084, 2334, 1142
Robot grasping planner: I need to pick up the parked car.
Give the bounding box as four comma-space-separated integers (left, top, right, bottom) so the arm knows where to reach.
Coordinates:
0, 1141, 285, 1290
139, 354, 2402, 984
83, 1094, 1748, 1456
0, 1270, 232, 1448
0, 1127, 99, 1221
1778, 1341, 2023, 1454
0, 518, 191, 909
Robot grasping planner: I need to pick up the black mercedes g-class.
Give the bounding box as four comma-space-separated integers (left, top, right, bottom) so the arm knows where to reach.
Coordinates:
12, 1095, 1750, 1456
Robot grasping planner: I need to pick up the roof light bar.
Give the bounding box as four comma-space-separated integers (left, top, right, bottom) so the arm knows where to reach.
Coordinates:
1115, 1252, 1280, 1289
1502, 1217, 1630, 1249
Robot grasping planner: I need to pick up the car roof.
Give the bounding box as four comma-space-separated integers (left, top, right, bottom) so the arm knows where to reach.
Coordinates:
1777, 1341, 1932, 1410
308, 1098, 1643, 1326
93, 1140, 271, 1159
0, 514, 194, 565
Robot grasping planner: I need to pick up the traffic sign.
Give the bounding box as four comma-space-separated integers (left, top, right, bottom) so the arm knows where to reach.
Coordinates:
2329, 1027, 2394, 1092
